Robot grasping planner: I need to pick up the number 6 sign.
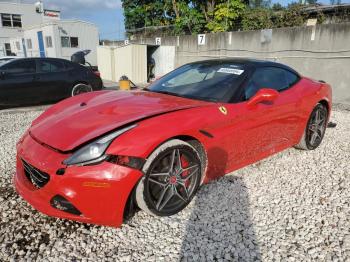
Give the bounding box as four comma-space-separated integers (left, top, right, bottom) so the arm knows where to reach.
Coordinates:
198, 34, 206, 45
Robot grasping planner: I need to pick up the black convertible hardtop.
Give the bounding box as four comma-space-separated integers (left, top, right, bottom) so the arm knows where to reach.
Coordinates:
188, 58, 300, 76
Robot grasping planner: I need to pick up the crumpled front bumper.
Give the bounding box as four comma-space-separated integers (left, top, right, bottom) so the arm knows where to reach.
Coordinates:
14, 132, 143, 227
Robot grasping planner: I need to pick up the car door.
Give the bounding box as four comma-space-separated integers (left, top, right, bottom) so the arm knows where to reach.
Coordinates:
62, 61, 81, 97
222, 66, 302, 171
0, 59, 38, 107
36, 59, 69, 102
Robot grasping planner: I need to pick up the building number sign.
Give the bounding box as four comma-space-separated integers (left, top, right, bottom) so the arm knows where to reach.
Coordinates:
198, 34, 206, 45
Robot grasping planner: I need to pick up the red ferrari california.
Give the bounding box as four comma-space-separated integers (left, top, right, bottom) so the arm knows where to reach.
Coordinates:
14, 59, 332, 227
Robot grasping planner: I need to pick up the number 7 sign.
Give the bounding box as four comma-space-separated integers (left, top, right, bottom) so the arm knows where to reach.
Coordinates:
198, 34, 206, 45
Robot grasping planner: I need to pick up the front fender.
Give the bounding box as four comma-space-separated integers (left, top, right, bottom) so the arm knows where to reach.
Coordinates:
106, 107, 214, 159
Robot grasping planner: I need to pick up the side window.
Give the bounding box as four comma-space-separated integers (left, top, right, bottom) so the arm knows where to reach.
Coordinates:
38, 60, 65, 73
245, 67, 297, 100
284, 70, 299, 87
70, 37, 79, 48
64, 61, 76, 70
3, 60, 36, 74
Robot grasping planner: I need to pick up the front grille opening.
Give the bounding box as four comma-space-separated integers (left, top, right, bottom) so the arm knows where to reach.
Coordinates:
50, 195, 82, 216
21, 159, 50, 189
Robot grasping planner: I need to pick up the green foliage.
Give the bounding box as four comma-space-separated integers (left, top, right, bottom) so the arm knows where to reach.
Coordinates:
271, 4, 306, 28
121, 0, 325, 37
206, 0, 246, 32
279, 4, 306, 27
122, 0, 173, 31
271, 3, 284, 11
174, 1, 206, 34
242, 8, 273, 30
249, 0, 271, 8
122, 1, 146, 30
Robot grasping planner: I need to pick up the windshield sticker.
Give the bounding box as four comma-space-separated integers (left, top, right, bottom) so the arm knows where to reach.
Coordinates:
217, 68, 244, 75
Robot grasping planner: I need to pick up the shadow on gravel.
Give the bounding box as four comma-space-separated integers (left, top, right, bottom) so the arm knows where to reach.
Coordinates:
180, 147, 261, 261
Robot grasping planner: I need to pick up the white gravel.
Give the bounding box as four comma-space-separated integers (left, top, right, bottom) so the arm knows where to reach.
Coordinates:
0, 106, 349, 261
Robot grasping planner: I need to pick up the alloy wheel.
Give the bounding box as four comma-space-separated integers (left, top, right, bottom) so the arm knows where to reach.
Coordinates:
306, 105, 327, 149
72, 84, 93, 96
144, 147, 201, 215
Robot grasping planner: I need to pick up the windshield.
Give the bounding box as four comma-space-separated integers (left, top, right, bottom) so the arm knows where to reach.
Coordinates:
148, 62, 248, 102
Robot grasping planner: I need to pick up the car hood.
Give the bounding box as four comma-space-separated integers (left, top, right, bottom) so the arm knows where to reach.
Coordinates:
30, 90, 210, 151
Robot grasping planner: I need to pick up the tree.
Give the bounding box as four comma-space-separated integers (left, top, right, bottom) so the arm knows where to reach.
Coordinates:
122, 0, 174, 31
122, 0, 311, 37
122, 0, 145, 30
206, 0, 246, 32
174, 1, 206, 34
305, 0, 318, 4
249, 0, 271, 8
280, 4, 306, 27
242, 8, 273, 30
272, 3, 284, 11
330, 0, 341, 5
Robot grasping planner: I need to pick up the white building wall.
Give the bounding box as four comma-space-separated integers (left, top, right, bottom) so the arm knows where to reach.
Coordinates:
0, 2, 44, 56
56, 21, 99, 66
22, 25, 57, 57
97, 46, 115, 81
114, 45, 147, 84
151, 46, 175, 78
10, 21, 99, 65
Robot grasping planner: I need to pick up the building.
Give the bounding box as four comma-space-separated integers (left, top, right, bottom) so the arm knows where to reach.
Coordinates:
303, 3, 350, 24
0, 0, 60, 56
0, 1, 99, 65
10, 20, 99, 65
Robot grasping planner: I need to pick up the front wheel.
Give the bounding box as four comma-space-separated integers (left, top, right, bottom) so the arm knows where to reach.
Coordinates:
71, 83, 93, 97
135, 139, 202, 217
295, 103, 328, 150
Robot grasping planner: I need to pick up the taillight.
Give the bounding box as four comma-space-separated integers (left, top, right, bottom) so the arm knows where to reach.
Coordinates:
93, 71, 101, 78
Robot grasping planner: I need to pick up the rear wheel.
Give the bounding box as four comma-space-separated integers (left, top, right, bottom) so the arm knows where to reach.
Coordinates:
295, 103, 328, 150
135, 140, 202, 216
71, 83, 92, 97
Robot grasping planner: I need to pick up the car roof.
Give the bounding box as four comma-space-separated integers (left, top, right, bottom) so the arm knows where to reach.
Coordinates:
7, 57, 71, 63
0, 57, 86, 70
0, 56, 17, 60
189, 58, 300, 76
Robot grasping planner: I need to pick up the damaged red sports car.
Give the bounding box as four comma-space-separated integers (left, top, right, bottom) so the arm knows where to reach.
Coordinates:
14, 59, 332, 227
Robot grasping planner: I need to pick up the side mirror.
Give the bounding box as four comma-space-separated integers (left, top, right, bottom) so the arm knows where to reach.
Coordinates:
247, 88, 279, 107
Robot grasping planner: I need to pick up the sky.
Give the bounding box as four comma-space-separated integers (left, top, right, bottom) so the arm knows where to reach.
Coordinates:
12, 0, 350, 41
19, 0, 125, 40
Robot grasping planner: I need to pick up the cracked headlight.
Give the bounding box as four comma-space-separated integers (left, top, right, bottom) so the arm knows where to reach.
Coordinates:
63, 124, 137, 166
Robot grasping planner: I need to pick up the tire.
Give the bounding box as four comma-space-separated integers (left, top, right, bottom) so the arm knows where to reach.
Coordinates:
71, 83, 93, 97
135, 139, 202, 217
295, 103, 328, 150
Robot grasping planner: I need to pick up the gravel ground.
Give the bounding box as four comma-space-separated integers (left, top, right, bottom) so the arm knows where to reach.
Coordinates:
0, 106, 349, 261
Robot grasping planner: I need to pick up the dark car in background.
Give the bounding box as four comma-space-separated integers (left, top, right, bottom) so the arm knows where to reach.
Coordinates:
0, 57, 103, 108
0, 56, 17, 65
